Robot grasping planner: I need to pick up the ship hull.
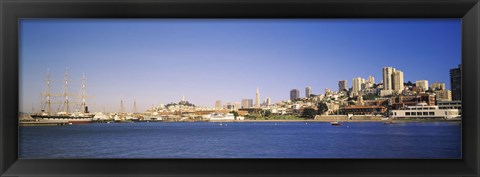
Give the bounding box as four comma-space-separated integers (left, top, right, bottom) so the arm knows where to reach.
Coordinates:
31, 115, 94, 124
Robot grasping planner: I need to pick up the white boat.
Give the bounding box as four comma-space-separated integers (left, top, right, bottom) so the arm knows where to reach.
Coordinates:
93, 112, 109, 121
389, 103, 461, 119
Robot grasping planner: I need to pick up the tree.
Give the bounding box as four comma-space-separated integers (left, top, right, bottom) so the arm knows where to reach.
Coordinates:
263, 110, 272, 117
230, 111, 239, 120
316, 102, 328, 115
301, 108, 317, 119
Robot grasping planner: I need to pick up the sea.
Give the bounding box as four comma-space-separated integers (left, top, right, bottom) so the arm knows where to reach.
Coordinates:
19, 122, 461, 159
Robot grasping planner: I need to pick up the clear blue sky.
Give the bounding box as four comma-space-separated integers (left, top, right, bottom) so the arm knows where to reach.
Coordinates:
19, 19, 461, 113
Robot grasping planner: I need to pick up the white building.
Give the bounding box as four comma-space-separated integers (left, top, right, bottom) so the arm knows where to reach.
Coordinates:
352, 77, 363, 95
392, 70, 404, 94
416, 80, 429, 92
382, 67, 396, 91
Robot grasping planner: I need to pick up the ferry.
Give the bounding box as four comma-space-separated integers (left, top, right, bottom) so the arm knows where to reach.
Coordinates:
389, 103, 460, 120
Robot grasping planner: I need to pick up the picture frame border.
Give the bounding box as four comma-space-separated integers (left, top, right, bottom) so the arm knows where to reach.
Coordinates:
1, 0, 479, 176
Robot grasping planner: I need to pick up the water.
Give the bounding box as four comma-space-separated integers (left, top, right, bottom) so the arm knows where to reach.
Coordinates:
19, 122, 461, 158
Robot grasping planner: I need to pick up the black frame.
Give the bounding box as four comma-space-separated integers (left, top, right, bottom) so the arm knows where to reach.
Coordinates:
1, 0, 479, 176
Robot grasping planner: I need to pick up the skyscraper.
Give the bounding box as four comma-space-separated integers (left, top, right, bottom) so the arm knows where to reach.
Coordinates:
305, 86, 312, 98
450, 64, 461, 100
255, 88, 260, 108
367, 75, 375, 84
290, 89, 300, 101
241, 99, 253, 108
265, 97, 271, 107
352, 77, 363, 94
338, 80, 347, 92
392, 70, 404, 93
382, 67, 395, 90
215, 100, 222, 110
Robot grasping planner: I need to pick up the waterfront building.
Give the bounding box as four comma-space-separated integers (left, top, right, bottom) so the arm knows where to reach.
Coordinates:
241, 99, 253, 108
382, 67, 396, 91
388, 94, 436, 110
344, 105, 387, 115
305, 86, 312, 98
434, 90, 452, 101
338, 80, 347, 92
416, 80, 429, 92
290, 89, 300, 101
450, 64, 461, 100
352, 77, 363, 95
215, 100, 222, 110
392, 70, 404, 94
437, 100, 462, 115
255, 88, 260, 108
431, 82, 446, 91
389, 103, 460, 119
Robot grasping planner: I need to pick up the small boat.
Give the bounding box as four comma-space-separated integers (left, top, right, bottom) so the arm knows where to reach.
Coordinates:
331, 121, 342, 126
384, 121, 396, 125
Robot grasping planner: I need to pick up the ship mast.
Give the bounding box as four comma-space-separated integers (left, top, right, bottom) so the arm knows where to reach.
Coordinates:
120, 100, 124, 114
46, 69, 51, 114
81, 73, 86, 113
133, 98, 137, 114
64, 67, 69, 114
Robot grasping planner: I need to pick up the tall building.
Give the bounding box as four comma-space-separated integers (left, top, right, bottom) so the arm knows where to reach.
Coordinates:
264, 97, 271, 106
290, 89, 300, 101
255, 88, 260, 108
431, 82, 446, 91
450, 64, 461, 100
241, 99, 253, 108
305, 86, 312, 97
392, 70, 404, 93
215, 100, 222, 110
352, 77, 363, 94
368, 75, 375, 84
416, 80, 429, 92
338, 80, 347, 92
365, 75, 375, 88
382, 67, 396, 90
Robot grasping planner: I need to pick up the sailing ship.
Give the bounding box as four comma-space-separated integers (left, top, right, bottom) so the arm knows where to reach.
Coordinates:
30, 69, 94, 124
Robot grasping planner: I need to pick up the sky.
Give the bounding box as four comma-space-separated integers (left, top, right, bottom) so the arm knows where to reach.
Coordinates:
19, 19, 461, 113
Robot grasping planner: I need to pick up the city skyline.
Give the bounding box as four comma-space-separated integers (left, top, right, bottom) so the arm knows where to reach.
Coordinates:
20, 19, 461, 112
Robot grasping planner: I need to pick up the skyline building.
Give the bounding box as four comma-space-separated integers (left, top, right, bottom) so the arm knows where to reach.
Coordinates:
241, 99, 253, 108
416, 80, 429, 92
435, 90, 452, 101
290, 89, 300, 101
393, 70, 404, 93
352, 77, 363, 94
431, 82, 446, 91
382, 67, 396, 90
255, 88, 260, 108
305, 86, 312, 98
264, 97, 271, 107
338, 80, 347, 92
215, 100, 222, 110
450, 64, 461, 100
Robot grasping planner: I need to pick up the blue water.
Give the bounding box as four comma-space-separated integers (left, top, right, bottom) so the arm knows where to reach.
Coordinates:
19, 122, 461, 158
